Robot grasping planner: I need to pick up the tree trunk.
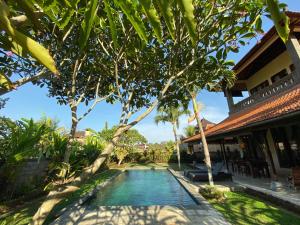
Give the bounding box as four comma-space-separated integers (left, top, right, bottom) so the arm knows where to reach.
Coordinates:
118, 158, 123, 166
31, 128, 123, 225
172, 122, 181, 170
31, 185, 79, 225
191, 94, 214, 186
64, 104, 78, 164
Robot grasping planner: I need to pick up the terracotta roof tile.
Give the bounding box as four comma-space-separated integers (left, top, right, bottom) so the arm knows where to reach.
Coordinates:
183, 83, 300, 143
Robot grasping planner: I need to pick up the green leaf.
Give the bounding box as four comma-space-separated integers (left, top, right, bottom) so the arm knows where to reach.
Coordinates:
140, 0, 162, 42
0, 0, 59, 75
57, 8, 75, 29
255, 16, 262, 32
15, 0, 42, 30
224, 60, 235, 66
79, 0, 99, 51
265, 0, 290, 43
156, 0, 175, 40
114, 0, 148, 42
103, 0, 118, 49
216, 48, 223, 60
176, 0, 197, 45
0, 72, 14, 91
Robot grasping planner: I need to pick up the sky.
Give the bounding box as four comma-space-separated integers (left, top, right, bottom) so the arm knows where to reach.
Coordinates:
1, 1, 300, 143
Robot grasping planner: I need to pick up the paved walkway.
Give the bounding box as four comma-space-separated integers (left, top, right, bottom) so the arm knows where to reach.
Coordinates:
233, 175, 300, 209
52, 205, 229, 225
51, 169, 230, 225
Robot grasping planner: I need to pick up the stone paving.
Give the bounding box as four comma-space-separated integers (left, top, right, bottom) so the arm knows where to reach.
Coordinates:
51, 169, 230, 225
52, 205, 229, 225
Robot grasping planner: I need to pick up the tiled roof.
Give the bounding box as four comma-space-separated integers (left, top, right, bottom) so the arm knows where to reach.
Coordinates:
233, 11, 300, 74
183, 83, 300, 143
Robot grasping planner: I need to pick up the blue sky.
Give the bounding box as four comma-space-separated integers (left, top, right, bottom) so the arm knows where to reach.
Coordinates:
1, 1, 300, 143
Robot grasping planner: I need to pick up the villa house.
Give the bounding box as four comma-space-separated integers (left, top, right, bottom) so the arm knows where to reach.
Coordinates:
183, 12, 300, 182
74, 130, 92, 143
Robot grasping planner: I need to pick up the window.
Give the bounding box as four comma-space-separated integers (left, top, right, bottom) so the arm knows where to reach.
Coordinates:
250, 80, 269, 95
271, 69, 288, 83
271, 124, 300, 168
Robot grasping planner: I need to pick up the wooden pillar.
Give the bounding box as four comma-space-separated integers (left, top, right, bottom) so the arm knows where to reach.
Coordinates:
220, 140, 229, 171
266, 129, 280, 177
224, 88, 234, 113
261, 131, 277, 178
286, 34, 300, 82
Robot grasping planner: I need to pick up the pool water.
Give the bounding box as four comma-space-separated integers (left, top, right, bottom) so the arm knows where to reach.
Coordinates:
90, 170, 197, 206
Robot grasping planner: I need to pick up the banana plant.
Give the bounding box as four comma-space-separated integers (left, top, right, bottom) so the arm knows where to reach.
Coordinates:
0, 0, 59, 78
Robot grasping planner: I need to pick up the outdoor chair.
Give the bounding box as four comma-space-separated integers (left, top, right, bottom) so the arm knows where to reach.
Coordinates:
188, 171, 232, 182
184, 161, 232, 182
184, 162, 223, 177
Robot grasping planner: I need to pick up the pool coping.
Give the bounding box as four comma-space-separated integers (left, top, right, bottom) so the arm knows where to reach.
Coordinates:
168, 169, 219, 211
52, 167, 230, 224
51, 170, 124, 221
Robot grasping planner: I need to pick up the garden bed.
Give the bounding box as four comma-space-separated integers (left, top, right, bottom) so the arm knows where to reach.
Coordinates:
0, 169, 119, 225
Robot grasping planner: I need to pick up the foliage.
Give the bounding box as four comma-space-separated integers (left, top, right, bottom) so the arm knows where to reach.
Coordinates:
0, 97, 8, 109
209, 191, 300, 225
0, 117, 55, 200
0, 196, 45, 225
155, 104, 190, 168
0, 116, 107, 198
265, 0, 290, 43
0, 118, 50, 163
46, 133, 106, 185
199, 185, 226, 202
0, 0, 58, 93
30, 1, 273, 223
114, 147, 130, 165
0, 169, 119, 225
184, 125, 196, 137
98, 126, 147, 165
44, 169, 119, 225
46, 0, 269, 188
155, 105, 190, 128
145, 142, 174, 163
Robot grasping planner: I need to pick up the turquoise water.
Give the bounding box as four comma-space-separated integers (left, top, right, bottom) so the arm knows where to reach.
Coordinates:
90, 170, 197, 206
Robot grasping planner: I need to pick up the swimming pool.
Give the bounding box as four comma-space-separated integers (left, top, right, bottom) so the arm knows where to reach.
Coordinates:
90, 170, 197, 206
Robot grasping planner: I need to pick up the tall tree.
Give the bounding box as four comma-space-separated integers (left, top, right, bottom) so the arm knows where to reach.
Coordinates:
32, 1, 265, 224
155, 105, 190, 169
184, 61, 236, 186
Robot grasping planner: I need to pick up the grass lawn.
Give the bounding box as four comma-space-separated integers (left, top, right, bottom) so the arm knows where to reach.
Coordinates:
0, 169, 119, 225
209, 191, 300, 225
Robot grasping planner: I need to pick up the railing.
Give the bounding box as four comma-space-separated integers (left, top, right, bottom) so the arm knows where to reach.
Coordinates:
231, 71, 299, 114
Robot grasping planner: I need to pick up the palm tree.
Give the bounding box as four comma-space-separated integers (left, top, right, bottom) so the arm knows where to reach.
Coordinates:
154, 105, 190, 169
189, 91, 214, 186
184, 125, 196, 137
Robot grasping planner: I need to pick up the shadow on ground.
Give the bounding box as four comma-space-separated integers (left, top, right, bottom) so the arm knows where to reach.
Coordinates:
52, 205, 229, 225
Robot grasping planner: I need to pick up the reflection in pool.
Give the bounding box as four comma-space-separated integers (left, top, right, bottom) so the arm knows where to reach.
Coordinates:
90, 170, 197, 206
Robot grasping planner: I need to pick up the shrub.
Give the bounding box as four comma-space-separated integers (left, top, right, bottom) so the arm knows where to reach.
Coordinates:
146, 141, 174, 163
199, 185, 226, 202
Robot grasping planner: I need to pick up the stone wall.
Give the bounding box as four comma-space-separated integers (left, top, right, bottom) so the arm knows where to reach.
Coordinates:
14, 159, 49, 188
